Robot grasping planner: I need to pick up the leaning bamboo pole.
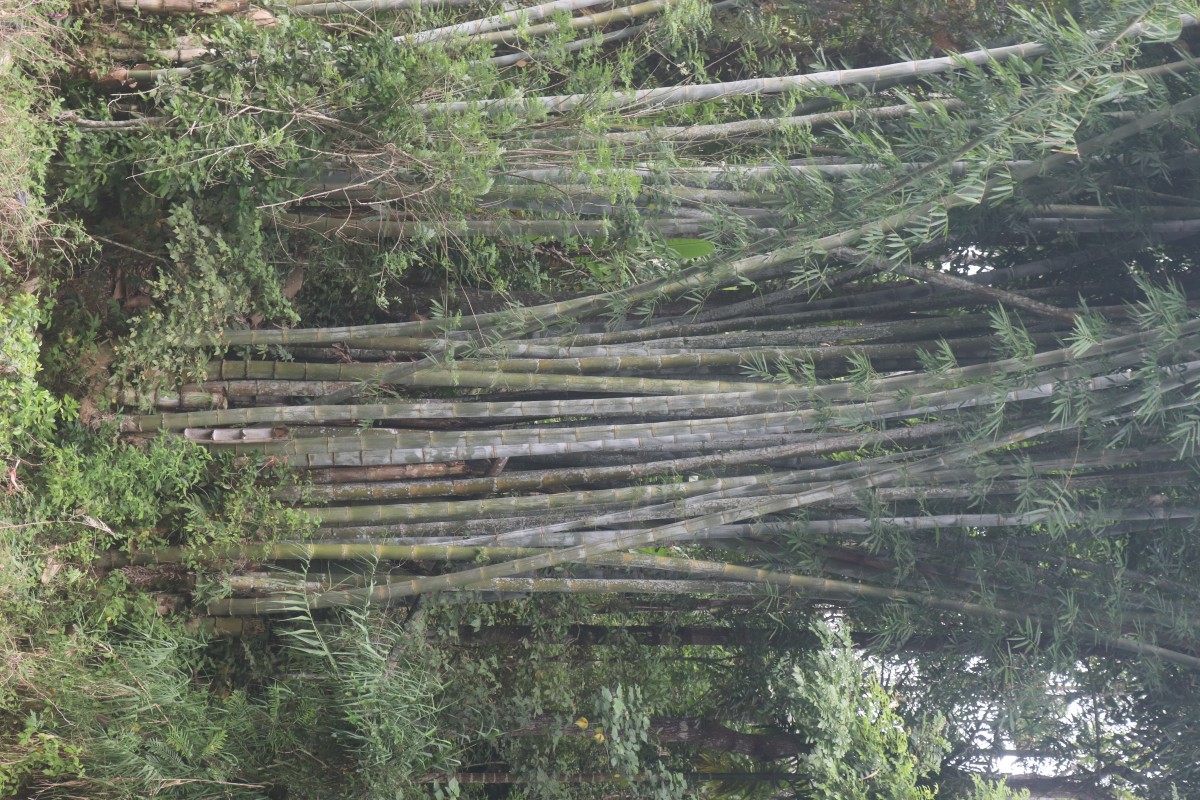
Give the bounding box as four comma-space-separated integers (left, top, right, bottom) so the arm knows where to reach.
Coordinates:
248, 424, 1057, 607
469, 0, 675, 45
599, 100, 970, 145
112, 0, 247, 13
487, 7, 659, 66
280, 212, 711, 240
398, 0, 613, 45
290, 0, 483, 14
417, 42, 1054, 114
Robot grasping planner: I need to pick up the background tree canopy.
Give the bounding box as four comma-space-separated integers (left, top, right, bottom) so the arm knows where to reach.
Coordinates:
4, 0, 1200, 798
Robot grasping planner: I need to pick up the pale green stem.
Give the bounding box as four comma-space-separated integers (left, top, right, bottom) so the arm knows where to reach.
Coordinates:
398, 0, 612, 45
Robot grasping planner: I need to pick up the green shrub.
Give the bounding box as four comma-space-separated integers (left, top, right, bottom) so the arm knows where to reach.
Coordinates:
113, 201, 297, 388
0, 293, 74, 465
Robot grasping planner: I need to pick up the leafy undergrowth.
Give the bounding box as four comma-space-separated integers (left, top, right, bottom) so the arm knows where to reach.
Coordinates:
0, 3, 55, 284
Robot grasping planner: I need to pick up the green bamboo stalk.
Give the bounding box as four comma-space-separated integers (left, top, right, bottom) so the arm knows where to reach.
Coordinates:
460, 471, 1190, 546
684, 239, 1131, 328
279, 422, 952, 502
834, 248, 1078, 323
126, 392, 804, 431
306, 473, 778, 525
502, 161, 1027, 187
418, 42, 1054, 114
207, 359, 769, 395
210, 578, 765, 614
540, 285, 1069, 346
602, 100, 968, 144
291, 423, 1057, 604
398, 0, 612, 45
109, 387, 228, 411
435, 335, 1048, 376
105, 543, 774, 582
488, 10, 649, 66
197, 417, 818, 456
112, 0, 246, 13
402, 508, 1187, 549
470, 0, 672, 45
560, 551, 1200, 668
205, 481, 1200, 668
289, 0, 480, 14
192, 380, 354, 399
281, 213, 712, 240
192, 334, 1186, 472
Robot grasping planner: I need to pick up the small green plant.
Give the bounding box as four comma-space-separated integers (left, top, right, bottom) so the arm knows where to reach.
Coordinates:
0, 293, 74, 466
112, 201, 297, 389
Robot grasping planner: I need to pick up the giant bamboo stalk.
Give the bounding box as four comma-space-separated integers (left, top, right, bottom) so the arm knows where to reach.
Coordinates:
257, 424, 1060, 606
289, 0, 484, 13
281, 213, 711, 240
469, 0, 674, 45
599, 99, 969, 145
278, 422, 952, 502
417, 42, 1054, 114
398, 0, 612, 44
112, 0, 247, 13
